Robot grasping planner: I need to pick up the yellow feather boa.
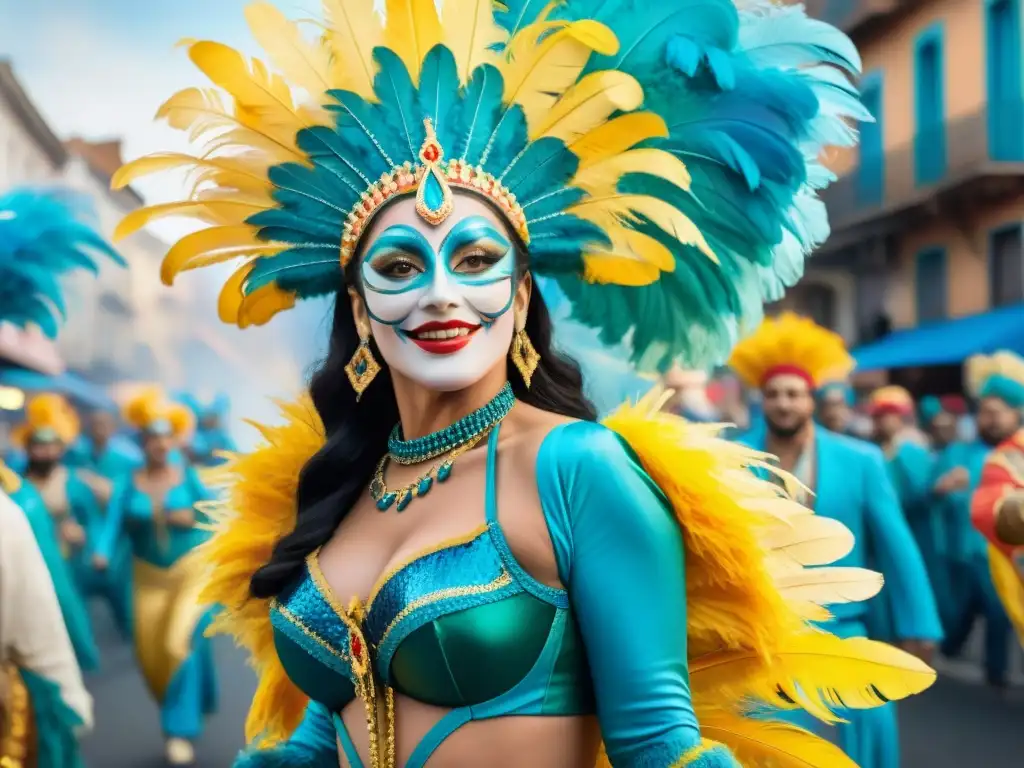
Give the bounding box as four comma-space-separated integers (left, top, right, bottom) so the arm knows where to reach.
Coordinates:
196, 390, 935, 766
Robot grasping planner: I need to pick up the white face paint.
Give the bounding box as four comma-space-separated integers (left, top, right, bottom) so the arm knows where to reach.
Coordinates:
357, 199, 518, 392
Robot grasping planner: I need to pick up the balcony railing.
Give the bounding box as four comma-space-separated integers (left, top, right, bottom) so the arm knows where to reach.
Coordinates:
821, 104, 1024, 236
803, 0, 905, 35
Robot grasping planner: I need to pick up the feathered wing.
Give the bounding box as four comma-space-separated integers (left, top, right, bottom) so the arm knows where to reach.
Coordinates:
195, 397, 325, 745
602, 389, 937, 766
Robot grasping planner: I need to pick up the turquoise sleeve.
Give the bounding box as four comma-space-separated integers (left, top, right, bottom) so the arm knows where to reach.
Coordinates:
863, 448, 944, 642
67, 474, 100, 531
232, 703, 337, 768
94, 479, 133, 561
539, 422, 733, 767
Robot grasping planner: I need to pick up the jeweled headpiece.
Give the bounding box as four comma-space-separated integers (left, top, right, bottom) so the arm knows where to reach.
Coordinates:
967, 351, 1024, 408
123, 387, 195, 439
115, 0, 863, 374
729, 312, 855, 390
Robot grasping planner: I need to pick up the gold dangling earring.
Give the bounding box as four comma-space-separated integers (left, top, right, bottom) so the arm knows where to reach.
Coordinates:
511, 327, 540, 388
345, 337, 381, 401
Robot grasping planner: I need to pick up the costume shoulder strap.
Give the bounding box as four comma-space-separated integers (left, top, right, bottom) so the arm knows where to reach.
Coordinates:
196, 396, 325, 747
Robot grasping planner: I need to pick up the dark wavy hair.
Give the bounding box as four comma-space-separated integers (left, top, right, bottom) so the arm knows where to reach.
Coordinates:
249, 245, 597, 598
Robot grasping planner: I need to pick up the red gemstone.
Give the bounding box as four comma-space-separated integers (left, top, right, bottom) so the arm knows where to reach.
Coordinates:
423, 144, 440, 162
351, 635, 362, 659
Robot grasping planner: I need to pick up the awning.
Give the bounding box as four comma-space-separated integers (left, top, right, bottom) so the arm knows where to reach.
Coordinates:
0, 365, 114, 410
853, 302, 1024, 371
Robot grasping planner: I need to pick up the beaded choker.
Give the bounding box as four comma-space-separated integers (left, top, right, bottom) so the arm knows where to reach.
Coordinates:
387, 382, 515, 465
371, 383, 516, 512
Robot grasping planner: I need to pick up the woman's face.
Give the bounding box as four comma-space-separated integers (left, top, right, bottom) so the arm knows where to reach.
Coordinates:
351, 194, 529, 392
144, 432, 173, 466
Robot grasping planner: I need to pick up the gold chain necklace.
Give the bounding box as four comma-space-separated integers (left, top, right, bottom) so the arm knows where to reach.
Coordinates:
369, 427, 491, 512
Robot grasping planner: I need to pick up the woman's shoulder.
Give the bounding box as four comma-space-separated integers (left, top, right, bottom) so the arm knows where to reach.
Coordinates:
503, 404, 632, 476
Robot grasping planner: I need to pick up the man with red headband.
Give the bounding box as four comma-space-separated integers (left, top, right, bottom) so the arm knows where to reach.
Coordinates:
730, 314, 941, 768
967, 352, 1024, 649
866, 386, 944, 636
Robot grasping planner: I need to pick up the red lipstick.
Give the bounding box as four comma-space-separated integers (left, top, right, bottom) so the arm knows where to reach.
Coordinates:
406, 320, 480, 355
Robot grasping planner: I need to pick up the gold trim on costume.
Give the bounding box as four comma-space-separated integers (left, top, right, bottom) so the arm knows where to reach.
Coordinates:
0, 663, 32, 768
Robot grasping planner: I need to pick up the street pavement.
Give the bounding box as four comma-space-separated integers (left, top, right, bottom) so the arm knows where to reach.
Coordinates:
81, 610, 1023, 767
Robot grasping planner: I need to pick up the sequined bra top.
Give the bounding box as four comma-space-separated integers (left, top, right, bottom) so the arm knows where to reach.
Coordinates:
270, 423, 593, 767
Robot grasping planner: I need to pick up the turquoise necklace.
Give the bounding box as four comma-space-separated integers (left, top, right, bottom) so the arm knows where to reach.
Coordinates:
387, 382, 515, 464
370, 383, 516, 512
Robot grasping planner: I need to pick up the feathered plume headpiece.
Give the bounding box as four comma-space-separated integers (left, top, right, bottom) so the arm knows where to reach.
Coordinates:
0, 188, 126, 337
966, 351, 1024, 409
123, 387, 196, 438
11, 393, 81, 447
729, 312, 854, 390
114, 0, 863, 372
866, 385, 914, 419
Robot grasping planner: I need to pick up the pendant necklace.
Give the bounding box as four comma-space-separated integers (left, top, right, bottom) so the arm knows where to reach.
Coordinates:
370, 382, 516, 512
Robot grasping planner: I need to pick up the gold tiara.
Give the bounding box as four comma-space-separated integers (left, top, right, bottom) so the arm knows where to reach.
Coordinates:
340, 119, 530, 268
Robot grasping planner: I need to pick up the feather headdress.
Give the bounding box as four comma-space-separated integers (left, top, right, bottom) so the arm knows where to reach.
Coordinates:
966, 351, 1024, 408
123, 387, 196, 438
11, 393, 81, 446
729, 312, 854, 390
114, 0, 863, 372
0, 188, 125, 337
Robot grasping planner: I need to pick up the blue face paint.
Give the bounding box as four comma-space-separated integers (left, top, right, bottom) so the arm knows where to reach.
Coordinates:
359, 215, 516, 327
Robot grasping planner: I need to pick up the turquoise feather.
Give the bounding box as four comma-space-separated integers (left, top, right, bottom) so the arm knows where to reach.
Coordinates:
418, 45, 461, 152
0, 188, 123, 337
372, 48, 427, 160
500, 137, 579, 204
455, 65, 506, 164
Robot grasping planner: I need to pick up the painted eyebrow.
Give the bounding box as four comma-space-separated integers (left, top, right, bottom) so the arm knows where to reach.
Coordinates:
363, 224, 434, 260
439, 216, 512, 252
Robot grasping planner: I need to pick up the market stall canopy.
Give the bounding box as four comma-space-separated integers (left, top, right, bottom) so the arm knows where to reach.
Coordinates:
0, 364, 114, 410
853, 302, 1024, 371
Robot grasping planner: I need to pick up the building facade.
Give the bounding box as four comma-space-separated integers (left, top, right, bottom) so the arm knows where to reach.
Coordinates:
797, 0, 1024, 344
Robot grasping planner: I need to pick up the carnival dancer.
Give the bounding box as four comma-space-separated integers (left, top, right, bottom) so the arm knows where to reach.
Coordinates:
1, 470, 93, 768
2, 462, 99, 673
866, 386, 944, 629
11, 396, 107, 605
730, 313, 942, 768
91, 389, 218, 765
114, 2, 937, 766
968, 354, 1024, 646
920, 395, 964, 452
176, 393, 237, 467
817, 380, 856, 435
933, 366, 1013, 687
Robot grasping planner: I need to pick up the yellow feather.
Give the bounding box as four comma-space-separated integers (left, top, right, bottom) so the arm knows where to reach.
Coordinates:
583, 255, 660, 286
568, 112, 668, 167
160, 226, 284, 285
690, 633, 936, 720
114, 200, 269, 242
440, 0, 505, 83
237, 284, 298, 328
568, 194, 715, 261
156, 87, 300, 163
321, 0, 383, 100
384, 0, 443, 84
774, 567, 884, 606
762, 515, 856, 571
244, 3, 333, 109
533, 70, 642, 141
187, 41, 319, 137
572, 148, 691, 197
217, 263, 253, 324
698, 710, 860, 768
113, 153, 270, 196
500, 20, 618, 131
730, 313, 855, 389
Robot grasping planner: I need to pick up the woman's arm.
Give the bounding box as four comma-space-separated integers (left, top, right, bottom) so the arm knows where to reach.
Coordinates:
233, 702, 337, 768
540, 422, 738, 768
92, 478, 133, 564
